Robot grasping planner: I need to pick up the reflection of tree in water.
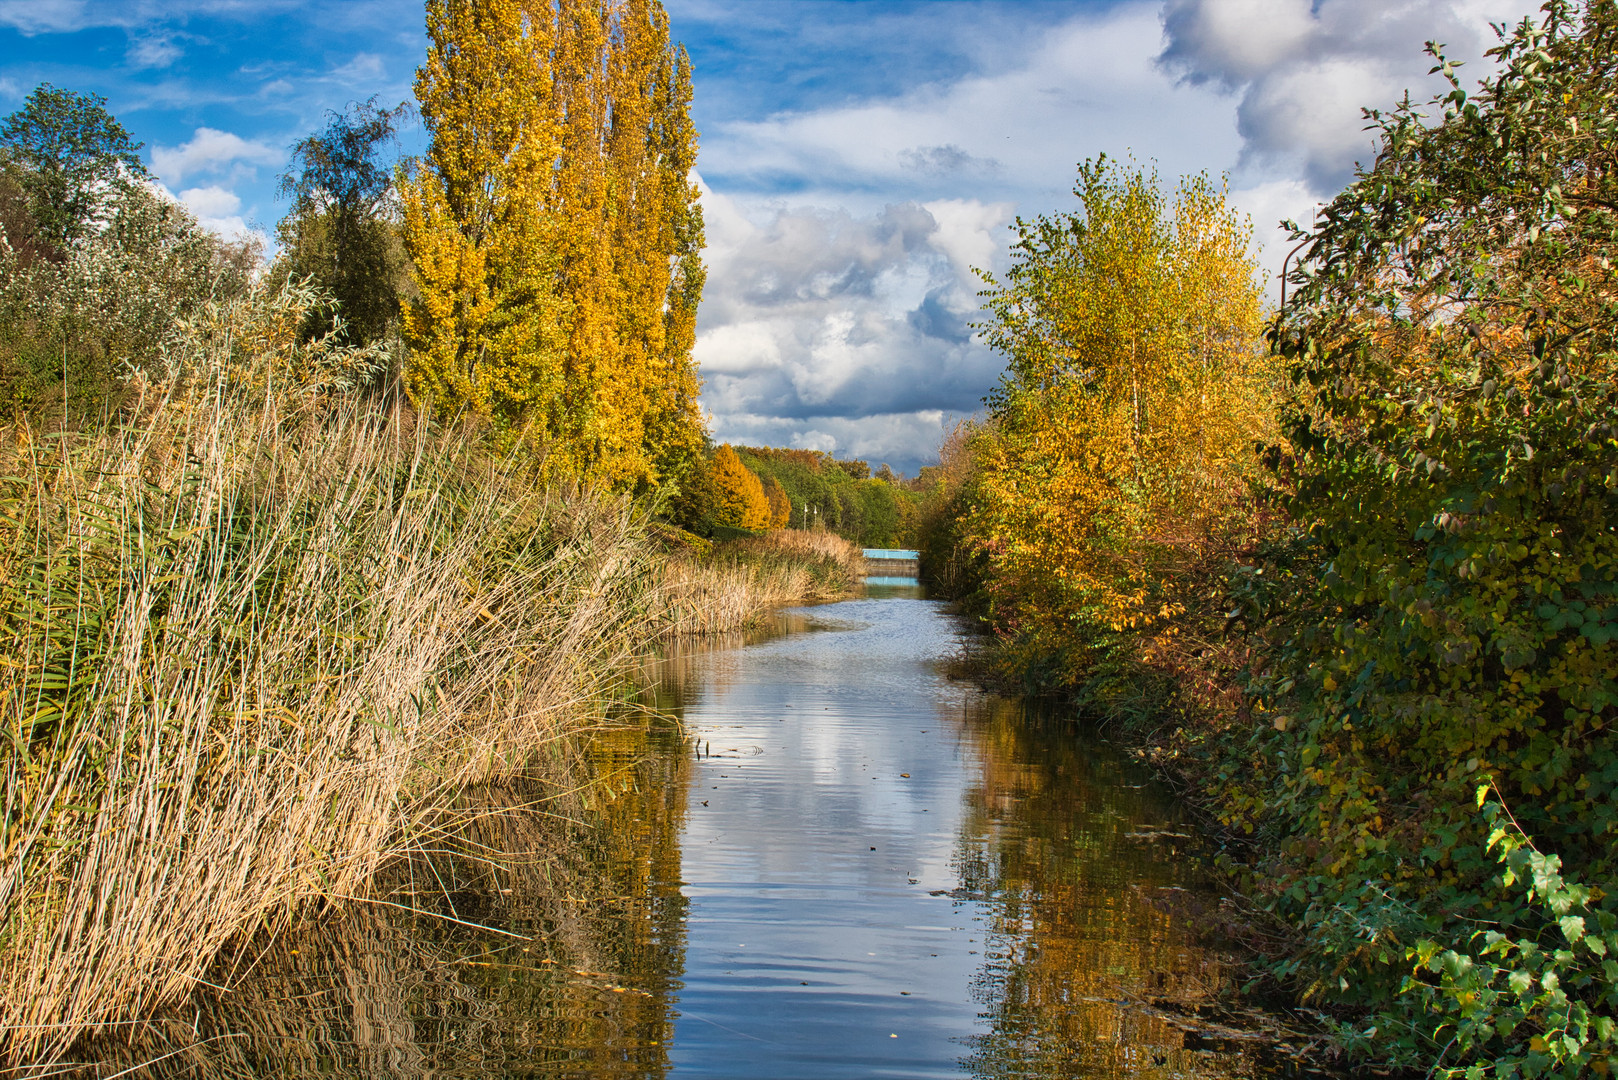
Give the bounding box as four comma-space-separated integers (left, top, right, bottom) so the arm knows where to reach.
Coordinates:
80, 715, 691, 1078
954, 696, 1267, 1080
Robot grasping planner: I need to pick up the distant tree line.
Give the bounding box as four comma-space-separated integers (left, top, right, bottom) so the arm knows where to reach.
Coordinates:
665, 442, 918, 547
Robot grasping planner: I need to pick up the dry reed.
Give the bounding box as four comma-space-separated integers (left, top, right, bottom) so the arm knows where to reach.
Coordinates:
653, 529, 863, 635
0, 285, 668, 1069
0, 282, 859, 1074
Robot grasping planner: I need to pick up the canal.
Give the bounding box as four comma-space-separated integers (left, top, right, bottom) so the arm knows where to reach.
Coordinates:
93, 582, 1275, 1078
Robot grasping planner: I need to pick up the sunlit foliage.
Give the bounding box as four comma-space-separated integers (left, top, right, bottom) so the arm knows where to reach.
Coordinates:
400, 0, 705, 489
710, 443, 771, 531
1224, 4, 1618, 1071
276, 97, 411, 348
965, 158, 1271, 691
737, 446, 920, 547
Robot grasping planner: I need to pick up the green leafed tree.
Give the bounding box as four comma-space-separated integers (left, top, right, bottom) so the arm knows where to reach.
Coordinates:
276, 97, 411, 347
0, 85, 147, 250
1237, 2, 1618, 1070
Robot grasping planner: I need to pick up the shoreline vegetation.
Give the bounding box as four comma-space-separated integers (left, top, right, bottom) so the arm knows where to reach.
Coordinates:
0, 279, 863, 1069
920, 5, 1618, 1075
0, 2, 875, 1067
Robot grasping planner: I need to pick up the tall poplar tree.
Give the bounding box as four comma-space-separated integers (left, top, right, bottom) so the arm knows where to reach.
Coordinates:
400, 0, 563, 421
401, 0, 705, 490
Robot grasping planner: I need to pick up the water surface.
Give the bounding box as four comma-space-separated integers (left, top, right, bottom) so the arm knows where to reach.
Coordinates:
93, 587, 1272, 1078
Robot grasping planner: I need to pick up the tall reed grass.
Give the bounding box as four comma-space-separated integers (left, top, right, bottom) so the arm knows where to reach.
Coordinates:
0, 280, 861, 1072
0, 283, 670, 1068
654, 529, 863, 635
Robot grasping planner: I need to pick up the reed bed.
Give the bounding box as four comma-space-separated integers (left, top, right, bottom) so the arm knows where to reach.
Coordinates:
653, 529, 863, 635
0, 281, 858, 1073
75, 744, 692, 1079
0, 285, 674, 1068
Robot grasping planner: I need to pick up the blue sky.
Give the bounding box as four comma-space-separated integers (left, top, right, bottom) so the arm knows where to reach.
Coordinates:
0, 0, 1539, 473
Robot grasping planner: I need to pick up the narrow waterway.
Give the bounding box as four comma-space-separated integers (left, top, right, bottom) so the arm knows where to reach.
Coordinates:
95, 584, 1275, 1078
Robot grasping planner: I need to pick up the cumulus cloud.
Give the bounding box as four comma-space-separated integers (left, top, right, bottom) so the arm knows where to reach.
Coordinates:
1158, 0, 1540, 192
688, 2, 1253, 470
713, 411, 956, 476
898, 144, 1001, 178
695, 181, 1011, 472
702, 3, 1239, 208
150, 127, 281, 186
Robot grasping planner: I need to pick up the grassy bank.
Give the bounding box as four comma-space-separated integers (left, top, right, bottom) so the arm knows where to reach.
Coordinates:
0, 286, 851, 1071
655, 528, 863, 636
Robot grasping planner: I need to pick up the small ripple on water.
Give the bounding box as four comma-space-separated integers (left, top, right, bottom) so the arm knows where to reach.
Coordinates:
92, 592, 1280, 1080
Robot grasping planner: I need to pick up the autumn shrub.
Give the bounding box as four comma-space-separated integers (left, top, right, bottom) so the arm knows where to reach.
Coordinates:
916, 418, 990, 606
711, 442, 771, 530
960, 159, 1274, 705
1219, 5, 1618, 1072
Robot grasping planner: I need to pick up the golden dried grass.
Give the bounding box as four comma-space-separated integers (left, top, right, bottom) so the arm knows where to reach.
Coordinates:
0, 284, 857, 1073
0, 301, 663, 1068
652, 529, 863, 635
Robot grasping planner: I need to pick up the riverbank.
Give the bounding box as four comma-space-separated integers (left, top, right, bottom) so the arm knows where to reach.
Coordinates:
0, 355, 860, 1072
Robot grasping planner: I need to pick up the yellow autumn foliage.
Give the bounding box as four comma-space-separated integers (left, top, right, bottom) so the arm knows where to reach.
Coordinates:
968, 159, 1271, 672
711, 444, 771, 531
400, 0, 705, 490
764, 475, 791, 530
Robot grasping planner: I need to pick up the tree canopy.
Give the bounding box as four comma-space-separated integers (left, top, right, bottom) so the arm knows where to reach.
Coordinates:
965, 158, 1270, 685
0, 85, 146, 249
277, 97, 410, 346
400, 0, 705, 491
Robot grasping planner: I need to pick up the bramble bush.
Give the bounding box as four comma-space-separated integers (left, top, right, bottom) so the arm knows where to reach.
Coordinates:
1224, 2, 1618, 1069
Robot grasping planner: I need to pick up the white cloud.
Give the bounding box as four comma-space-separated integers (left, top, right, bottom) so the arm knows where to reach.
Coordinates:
176, 183, 239, 220
150, 181, 258, 242
704, 3, 1239, 208
1158, 0, 1541, 192
0, 0, 95, 35
1229, 177, 1323, 297
327, 52, 386, 86
687, 1, 1262, 470
126, 32, 183, 69
694, 181, 1010, 471
150, 127, 281, 186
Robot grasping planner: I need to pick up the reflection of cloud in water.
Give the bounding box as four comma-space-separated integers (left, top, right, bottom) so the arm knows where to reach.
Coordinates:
88, 597, 1276, 1077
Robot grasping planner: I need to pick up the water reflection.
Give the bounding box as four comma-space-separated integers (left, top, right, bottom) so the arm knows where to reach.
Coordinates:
82, 722, 691, 1079
955, 701, 1260, 1077
74, 596, 1271, 1078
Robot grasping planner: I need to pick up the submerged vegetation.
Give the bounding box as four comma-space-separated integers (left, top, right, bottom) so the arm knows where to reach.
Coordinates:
926, 3, 1618, 1073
